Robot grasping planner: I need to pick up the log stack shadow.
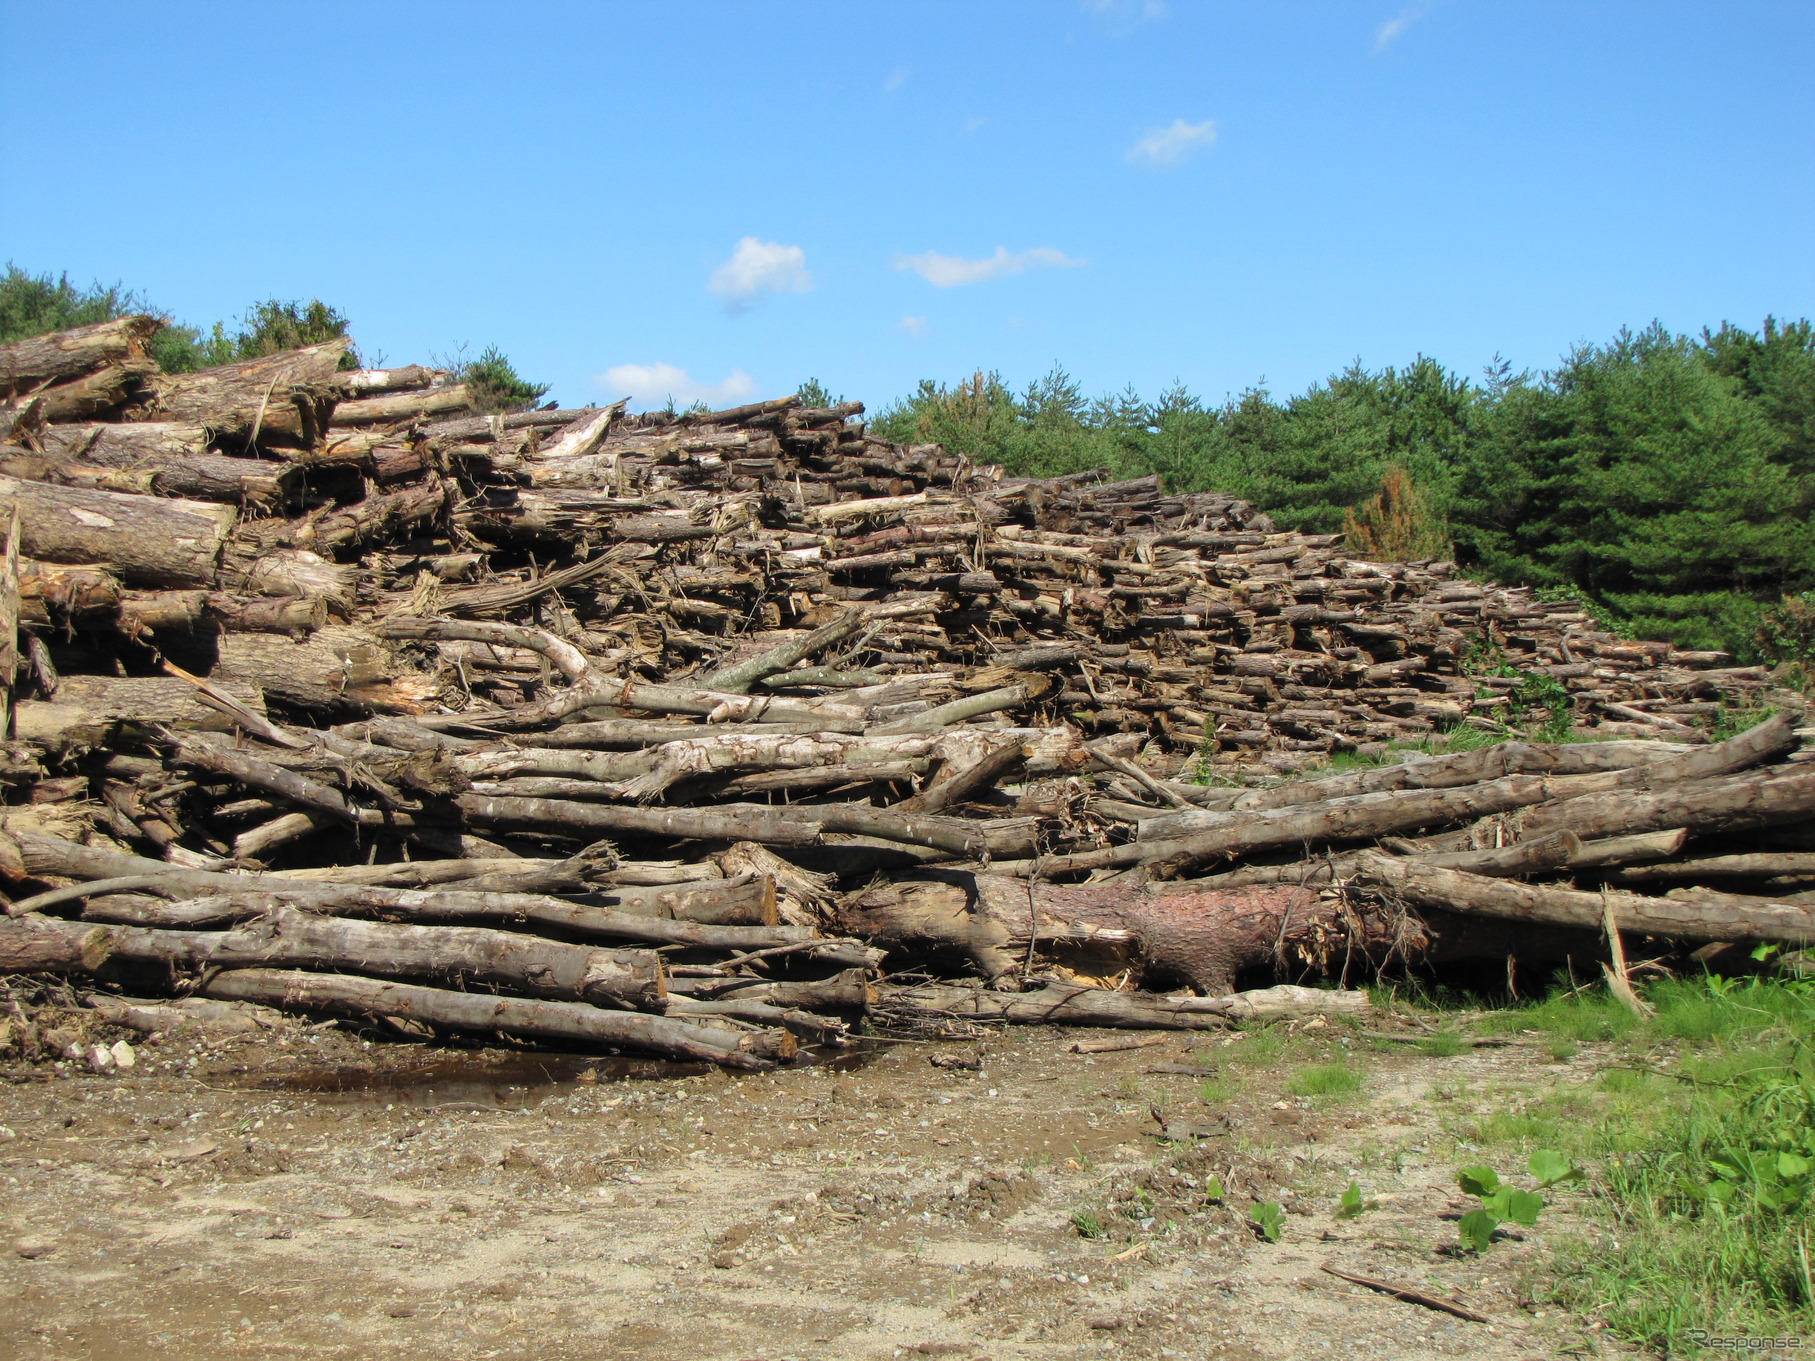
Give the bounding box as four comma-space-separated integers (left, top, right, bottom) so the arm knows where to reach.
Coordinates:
1, 322, 1809, 1066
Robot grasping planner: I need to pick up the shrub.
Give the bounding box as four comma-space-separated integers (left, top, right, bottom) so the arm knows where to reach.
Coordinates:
1342, 466, 1452, 562
456, 345, 549, 414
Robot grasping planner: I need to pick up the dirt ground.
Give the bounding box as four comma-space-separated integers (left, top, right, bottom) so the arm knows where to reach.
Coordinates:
0, 1009, 1628, 1361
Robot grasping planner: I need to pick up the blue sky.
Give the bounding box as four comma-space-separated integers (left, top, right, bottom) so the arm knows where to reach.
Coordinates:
3, 1, 1811, 412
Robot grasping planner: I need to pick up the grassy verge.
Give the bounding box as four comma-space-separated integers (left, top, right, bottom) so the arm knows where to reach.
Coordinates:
1459, 968, 1815, 1352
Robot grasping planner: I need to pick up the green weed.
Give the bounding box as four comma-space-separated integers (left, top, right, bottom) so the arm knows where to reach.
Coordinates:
1070, 1210, 1104, 1239
1250, 1202, 1285, 1243
1288, 1062, 1363, 1099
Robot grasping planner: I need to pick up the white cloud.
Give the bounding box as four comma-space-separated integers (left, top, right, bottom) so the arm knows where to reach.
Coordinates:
707, 237, 812, 314
597, 362, 758, 411
1125, 118, 1217, 167
1082, 0, 1167, 23
1373, 2, 1430, 52
898, 315, 929, 339
884, 67, 908, 92
893, 246, 1083, 288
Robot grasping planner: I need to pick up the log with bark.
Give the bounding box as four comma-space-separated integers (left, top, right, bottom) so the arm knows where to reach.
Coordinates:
0, 317, 160, 398
128, 339, 350, 446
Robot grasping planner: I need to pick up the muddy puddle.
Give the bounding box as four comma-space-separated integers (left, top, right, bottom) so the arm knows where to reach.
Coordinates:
231, 1042, 881, 1108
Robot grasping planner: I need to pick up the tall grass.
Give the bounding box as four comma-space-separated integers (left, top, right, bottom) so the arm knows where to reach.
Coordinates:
1472, 972, 1815, 1351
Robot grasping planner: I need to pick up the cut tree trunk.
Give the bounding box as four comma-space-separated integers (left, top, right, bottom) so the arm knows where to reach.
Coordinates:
1355, 852, 1815, 943
212, 626, 436, 714
37, 425, 299, 504
0, 476, 236, 589
2, 907, 664, 1007
327, 384, 472, 426
0, 317, 160, 398
130, 339, 351, 446
16, 558, 121, 624
339, 366, 446, 395
198, 968, 788, 1068
872, 981, 1245, 1030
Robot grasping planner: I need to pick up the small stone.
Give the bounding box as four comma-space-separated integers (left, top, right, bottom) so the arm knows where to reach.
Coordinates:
14, 1239, 53, 1259
86, 1044, 113, 1072
110, 1040, 136, 1069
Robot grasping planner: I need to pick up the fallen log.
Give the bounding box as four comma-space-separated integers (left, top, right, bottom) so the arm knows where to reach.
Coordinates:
0, 317, 159, 398
198, 968, 787, 1068
2, 907, 665, 1007
0, 475, 236, 589
1611, 853, 1815, 884
328, 383, 471, 426
129, 339, 349, 445
873, 981, 1371, 1030
1511, 762, 1815, 846
1354, 853, 1815, 943
875, 981, 1230, 1030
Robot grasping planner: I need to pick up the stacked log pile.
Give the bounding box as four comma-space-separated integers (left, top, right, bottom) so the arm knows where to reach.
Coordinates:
0, 319, 1807, 1067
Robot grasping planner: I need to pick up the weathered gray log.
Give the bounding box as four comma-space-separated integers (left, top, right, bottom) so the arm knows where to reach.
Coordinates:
417, 678, 868, 733
12, 676, 264, 749
528, 718, 844, 749
0, 475, 236, 588
1562, 828, 1689, 868
377, 616, 591, 684
599, 874, 777, 925
199, 969, 785, 1068
663, 970, 877, 1009
867, 682, 1042, 735
455, 793, 822, 847
893, 738, 1027, 814
1612, 854, 1815, 884
0, 317, 159, 398
1397, 830, 1583, 876
165, 732, 377, 825
697, 610, 863, 694
8, 906, 664, 1007
876, 982, 1230, 1030
1174, 739, 1695, 814
1031, 716, 1805, 876
1355, 853, 1815, 943
1513, 763, 1815, 846
9, 831, 800, 948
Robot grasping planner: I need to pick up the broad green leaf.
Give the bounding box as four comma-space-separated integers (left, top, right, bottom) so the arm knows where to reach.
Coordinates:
1778, 1152, 1811, 1180
1502, 1188, 1546, 1227
1457, 1165, 1501, 1198
1336, 1181, 1366, 1219
1252, 1202, 1285, 1243
1458, 1207, 1499, 1252
1202, 1178, 1225, 1204
1528, 1150, 1582, 1188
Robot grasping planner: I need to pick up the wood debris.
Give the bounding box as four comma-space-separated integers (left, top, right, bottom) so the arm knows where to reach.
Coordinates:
0, 320, 1808, 1066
